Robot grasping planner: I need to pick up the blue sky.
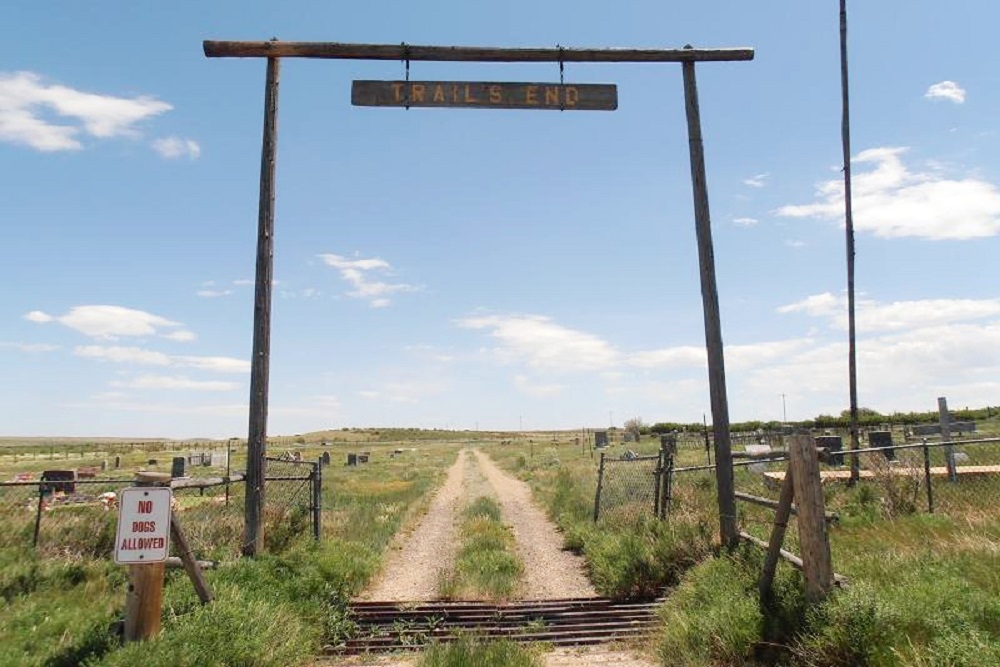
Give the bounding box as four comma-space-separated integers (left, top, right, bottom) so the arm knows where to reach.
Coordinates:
2, 1, 999, 438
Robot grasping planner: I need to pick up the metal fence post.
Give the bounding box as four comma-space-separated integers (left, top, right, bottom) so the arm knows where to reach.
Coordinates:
661, 453, 674, 519
593, 452, 606, 522
653, 451, 663, 519
312, 458, 322, 541
32, 483, 44, 547
922, 438, 934, 513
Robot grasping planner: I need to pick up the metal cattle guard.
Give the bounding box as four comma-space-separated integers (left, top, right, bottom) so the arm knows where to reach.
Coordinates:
203, 39, 754, 555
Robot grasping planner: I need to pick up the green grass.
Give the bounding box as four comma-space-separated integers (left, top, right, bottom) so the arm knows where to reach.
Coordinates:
419, 636, 541, 667
0, 441, 460, 667
439, 495, 523, 601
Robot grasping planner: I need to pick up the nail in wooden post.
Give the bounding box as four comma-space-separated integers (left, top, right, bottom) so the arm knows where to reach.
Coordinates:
787, 434, 834, 602
123, 471, 172, 642
683, 52, 737, 549
245, 54, 280, 557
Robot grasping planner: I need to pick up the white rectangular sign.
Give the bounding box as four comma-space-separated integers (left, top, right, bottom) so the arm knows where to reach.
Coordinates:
114, 487, 172, 564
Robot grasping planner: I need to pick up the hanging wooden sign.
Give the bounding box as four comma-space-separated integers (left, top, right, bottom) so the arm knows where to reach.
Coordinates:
351, 80, 618, 110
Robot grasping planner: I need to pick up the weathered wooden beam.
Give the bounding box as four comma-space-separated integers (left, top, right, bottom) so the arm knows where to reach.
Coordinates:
740, 531, 848, 587
170, 516, 214, 604
735, 491, 839, 523
204, 41, 754, 63
758, 467, 795, 604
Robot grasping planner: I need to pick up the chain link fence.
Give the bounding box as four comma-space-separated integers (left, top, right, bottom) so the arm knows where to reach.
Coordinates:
592, 449, 673, 522
0, 456, 321, 560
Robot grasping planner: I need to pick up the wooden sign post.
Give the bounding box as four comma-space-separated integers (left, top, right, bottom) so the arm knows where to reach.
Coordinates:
119, 471, 172, 642
203, 39, 754, 553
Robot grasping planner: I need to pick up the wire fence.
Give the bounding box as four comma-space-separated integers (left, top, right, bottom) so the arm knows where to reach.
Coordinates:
592, 449, 673, 522
0, 458, 321, 561
591, 430, 1000, 542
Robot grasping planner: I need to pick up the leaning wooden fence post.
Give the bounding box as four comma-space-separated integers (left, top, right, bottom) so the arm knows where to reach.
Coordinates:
758, 465, 795, 606
170, 515, 214, 604
123, 471, 172, 642
787, 434, 834, 602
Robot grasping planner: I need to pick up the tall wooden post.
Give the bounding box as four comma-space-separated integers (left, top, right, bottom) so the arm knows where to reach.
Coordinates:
124, 471, 172, 642
244, 54, 280, 557
840, 0, 862, 486
682, 53, 738, 549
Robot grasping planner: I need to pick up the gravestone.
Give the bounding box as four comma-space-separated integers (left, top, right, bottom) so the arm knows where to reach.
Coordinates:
815, 435, 844, 466
41, 470, 76, 495
201, 452, 211, 466
171, 456, 186, 478
211, 451, 228, 468
347, 453, 358, 466
114, 455, 121, 469
869, 431, 894, 461
953, 451, 970, 464
100, 460, 107, 471
594, 431, 609, 448
320, 451, 331, 467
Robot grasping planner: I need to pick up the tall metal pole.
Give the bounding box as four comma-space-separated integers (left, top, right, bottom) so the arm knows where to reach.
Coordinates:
244, 55, 280, 557
840, 0, 861, 484
682, 54, 738, 549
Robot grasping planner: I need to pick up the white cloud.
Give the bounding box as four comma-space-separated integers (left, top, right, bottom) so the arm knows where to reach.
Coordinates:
162, 330, 197, 342
0, 341, 59, 353
925, 81, 966, 104
777, 147, 1000, 239
743, 173, 769, 188
733, 217, 758, 227
73, 345, 249, 373
513, 374, 565, 397
197, 290, 233, 298
0, 71, 172, 151
358, 390, 380, 399
779, 292, 1000, 333
457, 314, 619, 372
318, 253, 419, 307
24, 311, 53, 323
26, 305, 184, 339
628, 346, 705, 369
75, 345, 171, 366
152, 136, 201, 160
785, 240, 806, 248
112, 375, 240, 391
174, 356, 250, 374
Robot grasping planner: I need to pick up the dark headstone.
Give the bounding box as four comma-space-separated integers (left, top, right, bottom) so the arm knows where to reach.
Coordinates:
869, 431, 894, 461
171, 456, 186, 478
202, 452, 211, 466
320, 451, 331, 467
816, 435, 844, 466
41, 470, 75, 495
347, 453, 358, 466
594, 431, 609, 448
114, 455, 121, 469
